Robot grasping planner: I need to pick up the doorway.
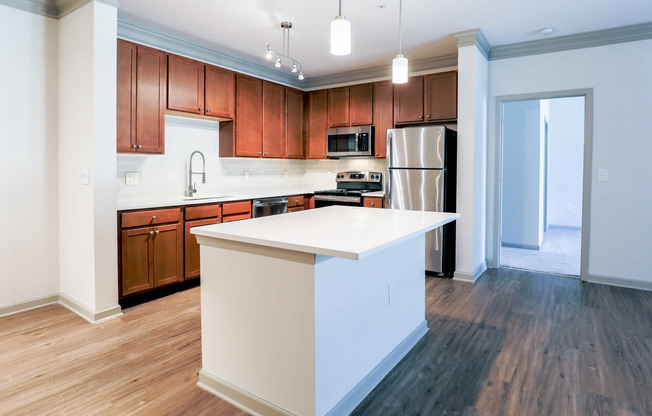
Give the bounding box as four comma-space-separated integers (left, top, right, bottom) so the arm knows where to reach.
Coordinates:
495, 91, 593, 280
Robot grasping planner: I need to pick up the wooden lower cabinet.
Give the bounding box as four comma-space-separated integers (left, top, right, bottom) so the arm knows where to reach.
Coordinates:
185, 218, 219, 280
120, 222, 183, 297
363, 197, 384, 208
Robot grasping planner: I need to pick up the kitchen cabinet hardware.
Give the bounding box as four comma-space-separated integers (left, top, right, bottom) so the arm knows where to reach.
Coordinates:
155, 230, 159, 234
259, 152, 262, 155
149, 231, 154, 235
152, 215, 157, 219
206, 109, 210, 112
137, 144, 142, 149
199, 107, 203, 111
264, 152, 268, 155
287, 153, 290, 156
419, 115, 423, 119
427, 114, 431, 119
132, 144, 137, 148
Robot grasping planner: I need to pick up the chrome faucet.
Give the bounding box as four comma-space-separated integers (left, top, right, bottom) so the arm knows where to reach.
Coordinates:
186, 150, 206, 197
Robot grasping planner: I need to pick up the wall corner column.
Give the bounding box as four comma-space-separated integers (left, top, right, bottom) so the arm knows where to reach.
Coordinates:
452, 29, 489, 282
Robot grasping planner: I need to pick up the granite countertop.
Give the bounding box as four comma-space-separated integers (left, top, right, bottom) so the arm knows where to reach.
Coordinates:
192, 206, 459, 260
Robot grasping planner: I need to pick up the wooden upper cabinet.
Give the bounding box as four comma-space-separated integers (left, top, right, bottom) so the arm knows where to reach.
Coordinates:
328, 84, 373, 127
262, 81, 286, 158
117, 40, 136, 152
236, 74, 263, 157
205, 65, 235, 119
117, 40, 165, 154
328, 87, 350, 127
349, 83, 373, 126
135, 45, 166, 153
425, 71, 458, 121
394, 75, 424, 124
373, 81, 393, 158
286, 88, 305, 158
307, 90, 328, 159
167, 54, 204, 114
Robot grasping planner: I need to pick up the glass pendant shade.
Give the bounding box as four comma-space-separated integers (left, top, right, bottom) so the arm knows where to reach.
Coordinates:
330, 16, 351, 55
392, 54, 408, 84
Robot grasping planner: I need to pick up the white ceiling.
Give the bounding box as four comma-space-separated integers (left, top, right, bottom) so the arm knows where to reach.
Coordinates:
118, 0, 652, 78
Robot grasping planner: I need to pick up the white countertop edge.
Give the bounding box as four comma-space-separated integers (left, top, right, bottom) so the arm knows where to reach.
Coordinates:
192, 211, 460, 260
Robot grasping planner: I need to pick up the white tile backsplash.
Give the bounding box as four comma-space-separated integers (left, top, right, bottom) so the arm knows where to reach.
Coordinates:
117, 115, 386, 204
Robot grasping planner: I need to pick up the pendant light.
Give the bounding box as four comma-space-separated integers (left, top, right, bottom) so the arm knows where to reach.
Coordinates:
392, 0, 408, 84
330, 0, 351, 55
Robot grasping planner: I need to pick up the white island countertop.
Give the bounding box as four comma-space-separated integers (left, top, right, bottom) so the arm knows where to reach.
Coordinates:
192, 205, 460, 260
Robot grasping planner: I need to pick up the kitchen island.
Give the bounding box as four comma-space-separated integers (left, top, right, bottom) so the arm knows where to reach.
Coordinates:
192, 206, 460, 416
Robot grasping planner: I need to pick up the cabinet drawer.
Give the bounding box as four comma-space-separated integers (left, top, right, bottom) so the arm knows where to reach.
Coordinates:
288, 206, 304, 213
222, 212, 251, 223
222, 201, 251, 216
287, 195, 304, 208
185, 204, 221, 220
363, 197, 384, 208
121, 208, 181, 228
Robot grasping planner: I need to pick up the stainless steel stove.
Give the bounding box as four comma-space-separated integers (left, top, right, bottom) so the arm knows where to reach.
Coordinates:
313, 171, 383, 207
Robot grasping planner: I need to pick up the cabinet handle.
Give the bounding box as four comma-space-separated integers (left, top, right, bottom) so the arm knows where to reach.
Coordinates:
152, 215, 157, 220
376, 153, 379, 156
419, 115, 423, 120
287, 153, 290, 156
427, 114, 431, 119
155, 230, 159, 234
199, 107, 203, 111
149, 231, 154, 235
259, 152, 262, 155
137, 144, 142, 149
206, 109, 211, 113
295, 200, 299, 204
345, 121, 349, 125
264, 152, 267, 155
371, 202, 375, 206
132, 144, 137, 149
351, 121, 355, 125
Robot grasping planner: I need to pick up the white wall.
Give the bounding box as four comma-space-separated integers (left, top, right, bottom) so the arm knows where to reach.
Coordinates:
501, 100, 542, 249
488, 39, 652, 285
547, 97, 584, 228
117, 116, 386, 204
58, 1, 119, 315
0, 5, 60, 309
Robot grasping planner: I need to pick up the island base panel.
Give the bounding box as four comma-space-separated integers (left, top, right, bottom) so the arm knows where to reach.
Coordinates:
198, 234, 427, 416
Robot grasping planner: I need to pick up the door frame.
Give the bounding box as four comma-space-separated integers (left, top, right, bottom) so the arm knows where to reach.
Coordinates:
493, 89, 593, 281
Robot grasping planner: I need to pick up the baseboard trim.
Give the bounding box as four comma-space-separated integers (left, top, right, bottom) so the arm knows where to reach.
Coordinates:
588, 273, 652, 292
197, 370, 296, 416
59, 294, 123, 324
197, 320, 428, 416
0, 294, 59, 318
326, 320, 428, 416
453, 261, 487, 283
501, 242, 540, 250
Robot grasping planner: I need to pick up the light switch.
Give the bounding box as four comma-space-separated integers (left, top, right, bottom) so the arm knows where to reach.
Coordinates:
388, 283, 396, 306
283, 170, 288, 180
81, 168, 90, 185
598, 169, 608, 182
244, 171, 250, 181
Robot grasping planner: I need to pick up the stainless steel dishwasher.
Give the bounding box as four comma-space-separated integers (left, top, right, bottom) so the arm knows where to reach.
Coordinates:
252, 197, 288, 218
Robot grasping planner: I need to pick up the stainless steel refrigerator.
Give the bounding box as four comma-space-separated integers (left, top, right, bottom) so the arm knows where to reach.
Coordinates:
386, 126, 457, 276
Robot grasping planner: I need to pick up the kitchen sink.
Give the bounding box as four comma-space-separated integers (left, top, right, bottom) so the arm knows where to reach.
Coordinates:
182, 195, 232, 201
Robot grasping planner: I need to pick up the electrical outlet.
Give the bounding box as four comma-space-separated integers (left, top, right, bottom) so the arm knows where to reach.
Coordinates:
125, 172, 140, 186
388, 283, 396, 306
81, 168, 90, 185
598, 169, 609, 182
244, 171, 250, 181
283, 170, 288, 180
566, 203, 573, 211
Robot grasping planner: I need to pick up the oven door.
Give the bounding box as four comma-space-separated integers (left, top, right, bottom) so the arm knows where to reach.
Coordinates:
313, 195, 362, 208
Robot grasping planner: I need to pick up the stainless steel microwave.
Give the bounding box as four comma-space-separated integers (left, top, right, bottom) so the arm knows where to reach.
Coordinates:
326, 126, 374, 158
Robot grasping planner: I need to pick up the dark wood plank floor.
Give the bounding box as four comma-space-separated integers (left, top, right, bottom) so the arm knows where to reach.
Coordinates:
2, 268, 651, 415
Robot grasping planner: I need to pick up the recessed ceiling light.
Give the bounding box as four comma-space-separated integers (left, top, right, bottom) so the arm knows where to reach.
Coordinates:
538, 27, 555, 36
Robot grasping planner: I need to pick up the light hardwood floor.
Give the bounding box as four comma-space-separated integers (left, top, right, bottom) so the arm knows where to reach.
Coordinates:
2, 269, 652, 415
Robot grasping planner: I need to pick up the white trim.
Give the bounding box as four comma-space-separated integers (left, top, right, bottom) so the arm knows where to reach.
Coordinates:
0, 294, 59, 318
588, 274, 652, 292
501, 242, 540, 250
453, 261, 487, 282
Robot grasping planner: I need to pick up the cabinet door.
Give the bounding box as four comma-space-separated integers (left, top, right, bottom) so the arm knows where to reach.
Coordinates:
425, 71, 458, 121
307, 90, 328, 159
121, 227, 153, 296
205, 65, 235, 119
349, 83, 373, 126
152, 222, 183, 287
117, 40, 137, 152
394, 75, 424, 124
373, 81, 393, 158
286, 88, 305, 158
167, 54, 204, 114
236, 74, 263, 157
136, 45, 166, 153
327, 87, 350, 127
262, 81, 286, 158
185, 218, 219, 280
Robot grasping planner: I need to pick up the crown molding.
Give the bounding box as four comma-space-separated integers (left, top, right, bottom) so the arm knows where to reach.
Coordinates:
454, 28, 490, 59
118, 19, 304, 89
490, 21, 652, 60
0, 0, 117, 18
